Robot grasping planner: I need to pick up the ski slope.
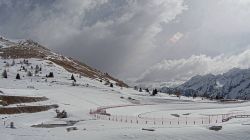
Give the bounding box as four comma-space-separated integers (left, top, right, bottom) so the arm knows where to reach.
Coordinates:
1, 58, 250, 140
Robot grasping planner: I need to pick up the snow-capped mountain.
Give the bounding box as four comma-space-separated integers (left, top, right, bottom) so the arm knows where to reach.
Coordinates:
161, 68, 250, 100
0, 36, 127, 87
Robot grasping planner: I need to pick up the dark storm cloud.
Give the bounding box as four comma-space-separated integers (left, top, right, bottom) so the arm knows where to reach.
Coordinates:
1, 0, 250, 85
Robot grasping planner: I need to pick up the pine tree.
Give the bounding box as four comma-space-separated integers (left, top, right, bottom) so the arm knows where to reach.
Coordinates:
16, 73, 21, 79
152, 89, 158, 96
2, 70, 7, 78
193, 93, 197, 99
139, 88, 142, 92
48, 72, 54, 78
71, 74, 76, 82
110, 83, 113, 87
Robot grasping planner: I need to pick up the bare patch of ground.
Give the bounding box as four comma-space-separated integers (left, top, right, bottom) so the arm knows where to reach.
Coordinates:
0, 95, 48, 105
0, 104, 58, 114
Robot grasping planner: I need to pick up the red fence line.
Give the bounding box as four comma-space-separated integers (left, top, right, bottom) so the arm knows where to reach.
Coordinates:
89, 105, 248, 126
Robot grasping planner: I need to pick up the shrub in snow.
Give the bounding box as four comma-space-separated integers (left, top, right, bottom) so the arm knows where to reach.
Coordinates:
2, 70, 7, 78
27, 71, 32, 76
55, 109, 68, 118
10, 122, 15, 129
16, 73, 21, 79
152, 89, 158, 96
27, 86, 35, 89
110, 83, 113, 88
193, 93, 197, 99
139, 88, 142, 92
209, 126, 222, 131
21, 66, 26, 71
47, 72, 54, 78
67, 127, 78, 132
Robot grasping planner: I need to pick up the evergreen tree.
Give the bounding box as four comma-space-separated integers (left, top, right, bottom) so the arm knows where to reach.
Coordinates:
139, 88, 142, 92
193, 93, 197, 99
2, 70, 7, 78
152, 89, 158, 96
71, 74, 76, 82
48, 72, 54, 78
16, 73, 21, 79
110, 83, 113, 87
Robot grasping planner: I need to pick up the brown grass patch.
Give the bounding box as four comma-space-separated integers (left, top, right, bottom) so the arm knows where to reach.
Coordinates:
0, 95, 48, 105
0, 104, 58, 114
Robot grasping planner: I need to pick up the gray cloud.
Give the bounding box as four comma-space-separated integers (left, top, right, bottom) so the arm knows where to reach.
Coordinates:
0, 0, 250, 85
138, 48, 250, 84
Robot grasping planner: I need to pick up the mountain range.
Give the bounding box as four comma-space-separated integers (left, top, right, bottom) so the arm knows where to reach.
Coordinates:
161, 68, 250, 100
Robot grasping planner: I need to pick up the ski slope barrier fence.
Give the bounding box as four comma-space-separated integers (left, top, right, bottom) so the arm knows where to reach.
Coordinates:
89, 105, 248, 126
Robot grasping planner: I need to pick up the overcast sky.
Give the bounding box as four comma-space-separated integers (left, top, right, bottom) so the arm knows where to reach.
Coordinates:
1, 0, 250, 84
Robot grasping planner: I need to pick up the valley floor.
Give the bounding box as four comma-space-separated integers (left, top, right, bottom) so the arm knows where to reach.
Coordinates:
1, 84, 250, 140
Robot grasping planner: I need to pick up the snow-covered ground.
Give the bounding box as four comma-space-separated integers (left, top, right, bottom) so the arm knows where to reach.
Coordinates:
1, 58, 250, 140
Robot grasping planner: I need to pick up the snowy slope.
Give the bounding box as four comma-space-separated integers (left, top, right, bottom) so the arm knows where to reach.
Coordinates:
161, 68, 250, 100
0, 36, 127, 87
0, 58, 250, 140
